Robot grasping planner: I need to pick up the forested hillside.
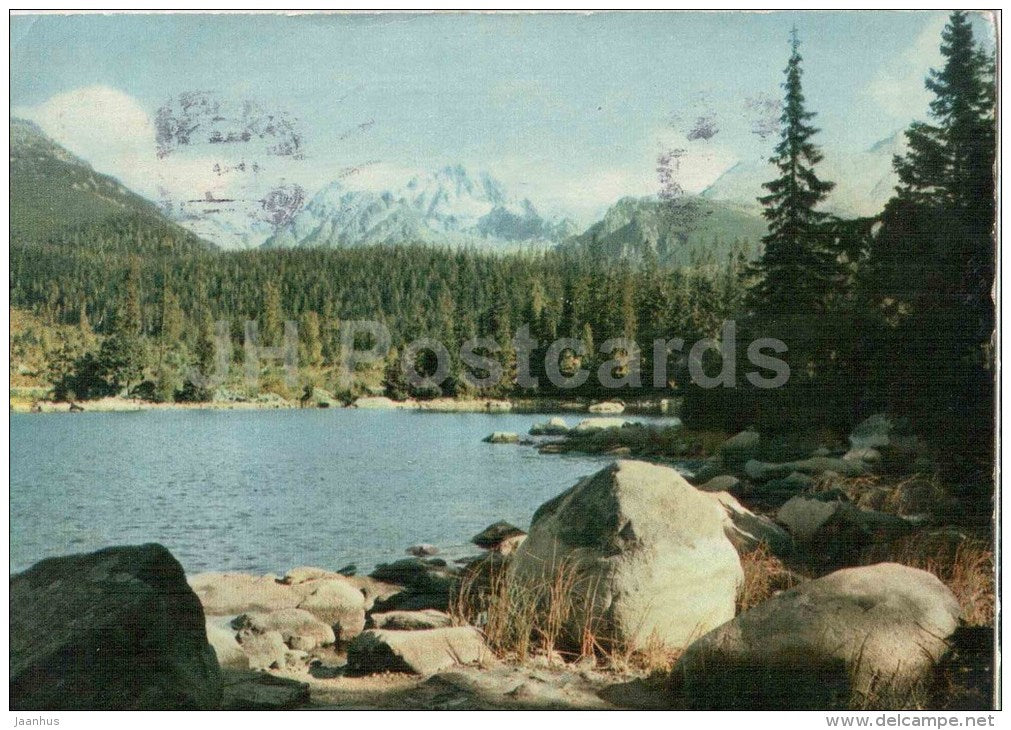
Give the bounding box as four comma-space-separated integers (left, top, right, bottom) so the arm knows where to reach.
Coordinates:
10, 118, 211, 255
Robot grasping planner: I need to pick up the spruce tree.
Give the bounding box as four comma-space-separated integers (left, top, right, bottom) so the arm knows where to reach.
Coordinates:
866, 11, 996, 485
744, 28, 838, 428
750, 29, 836, 316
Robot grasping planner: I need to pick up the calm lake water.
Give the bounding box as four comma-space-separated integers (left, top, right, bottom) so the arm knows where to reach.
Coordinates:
10, 409, 679, 575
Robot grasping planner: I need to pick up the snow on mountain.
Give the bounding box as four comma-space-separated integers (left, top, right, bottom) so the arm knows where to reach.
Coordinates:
263, 165, 578, 250
701, 132, 907, 218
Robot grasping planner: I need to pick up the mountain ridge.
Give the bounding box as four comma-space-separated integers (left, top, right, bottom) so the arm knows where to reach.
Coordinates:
262, 165, 578, 251
10, 117, 214, 254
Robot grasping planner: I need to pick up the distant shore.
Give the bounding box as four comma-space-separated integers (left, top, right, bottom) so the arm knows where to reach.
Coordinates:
9, 393, 678, 417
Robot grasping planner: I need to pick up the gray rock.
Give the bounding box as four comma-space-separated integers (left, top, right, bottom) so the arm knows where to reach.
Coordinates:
369, 609, 454, 631
777, 497, 919, 566
746, 457, 867, 482
232, 607, 335, 650
236, 629, 288, 671
588, 401, 625, 414
691, 458, 730, 485
407, 543, 440, 557
206, 617, 249, 669
708, 491, 793, 555
843, 447, 882, 465
369, 558, 459, 613
529, 417, 570, 436
512, 460, 742, 651
849, 413, 894, 450
762, 470, 816, 493
483, 431, 520, 444
282, 566, 340, 585
347, 627, 490, 676
698, 475, 742, 493
777, 496, 843, 541
220, 669, 310, 710
471, 520, 527, 551
671, 563, 960, 709
295, 577, 367, 641
11, 544, 222, 710
572, 417, 631, 433
718, 430, 761, 470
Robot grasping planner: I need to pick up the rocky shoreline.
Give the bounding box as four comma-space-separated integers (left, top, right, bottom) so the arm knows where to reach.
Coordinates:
9, 413, 994, 710
10, 392, 669, 416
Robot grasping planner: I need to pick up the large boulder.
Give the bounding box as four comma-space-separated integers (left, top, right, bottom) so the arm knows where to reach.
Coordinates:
189, 572, 302, 615
232, 608, 336, 651
670, 563, 960, 709
512, 460, 743, 651
346, 627, 489, 676
11, 544, 221, 710
295, 578, 367, 641
235, 629, 289, 671
777, 496, 919, 567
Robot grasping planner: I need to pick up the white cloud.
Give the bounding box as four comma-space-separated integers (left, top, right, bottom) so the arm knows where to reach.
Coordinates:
864, 16, 945, 120
14, 85, 246, 202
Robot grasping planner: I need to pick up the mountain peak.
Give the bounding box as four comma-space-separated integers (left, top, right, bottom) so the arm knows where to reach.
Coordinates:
263, 164, 571, 250
702, 134, 906, 218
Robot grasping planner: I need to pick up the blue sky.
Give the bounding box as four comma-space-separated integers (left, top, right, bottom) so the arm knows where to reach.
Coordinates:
10, 11, 995, 221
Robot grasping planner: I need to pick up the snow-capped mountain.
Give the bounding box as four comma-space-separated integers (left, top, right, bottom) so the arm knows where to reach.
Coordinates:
263, 165, 578, 250
702, 132, 908, 218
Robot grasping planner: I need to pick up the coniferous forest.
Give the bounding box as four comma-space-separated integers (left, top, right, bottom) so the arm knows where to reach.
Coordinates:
10, 12, 995, 492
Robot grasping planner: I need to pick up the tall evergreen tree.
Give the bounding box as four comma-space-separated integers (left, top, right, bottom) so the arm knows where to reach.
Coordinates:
741, 28, 841, 429
749, 29, 836, 316
864, 11, 996, 485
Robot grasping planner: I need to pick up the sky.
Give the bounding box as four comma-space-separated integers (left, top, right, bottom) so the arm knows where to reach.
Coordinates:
10, 11, 996, 223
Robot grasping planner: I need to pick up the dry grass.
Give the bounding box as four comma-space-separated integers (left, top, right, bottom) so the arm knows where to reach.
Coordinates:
737, 542, 805, 613
450, 554, 595, 664
450, 554, 683, 674
860, 531, 995, 626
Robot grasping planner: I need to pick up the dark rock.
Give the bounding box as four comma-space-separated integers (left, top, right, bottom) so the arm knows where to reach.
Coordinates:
10, 543, 221, 710
931, 626, 995, 710
220, 669, 310, 710
369, 558, 459, 613
407, 543, 440, 557
717, 430, 760, 471
471, 520, 526, 550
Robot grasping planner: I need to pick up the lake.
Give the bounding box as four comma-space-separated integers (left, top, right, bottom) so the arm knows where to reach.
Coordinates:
10, 409, 680, 575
